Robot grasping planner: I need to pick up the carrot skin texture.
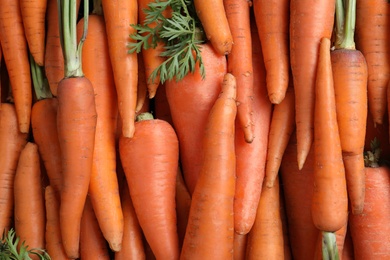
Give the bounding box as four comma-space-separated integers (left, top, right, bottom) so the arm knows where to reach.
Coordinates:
331, 49, 368, 215
77, 15, 123, 253
0, 103, 28, 233
0, 0, 32, 133
312, 38, 348, 232
14, 142, 46, 260
119, 118, 180, 260
289, 0, 336, 169
102, 0, 138, 138
165, 43, 227, 194
57, 77, 97, 259
253, 0, 290, 104
355, 0, 390, 125
180, 73, 237, 259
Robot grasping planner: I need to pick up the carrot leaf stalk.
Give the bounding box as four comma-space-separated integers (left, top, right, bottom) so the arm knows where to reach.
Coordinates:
322, 231, 340, 260
128, 0, 205, 83
334, 0, 356, 50
30, 53, 52, 100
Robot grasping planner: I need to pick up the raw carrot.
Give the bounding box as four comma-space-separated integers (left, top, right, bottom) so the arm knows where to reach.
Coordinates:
355, 0, 390, 126
165, 42, 227, 194
224, 0, 254, 143
289, 0, 336, 169
20, 0, 47, 66
0, 103, 28, 234
76, 14, 123, 253
193, 0, 233, 56
102, 0, 138, 138
311, 37, 348, 232
13, 142, 45, 260
180, 73, 237, 259
0, 0, 32, 133
119, 112, 180, 259
233, 233, 247, 260
253, 0, 290, 104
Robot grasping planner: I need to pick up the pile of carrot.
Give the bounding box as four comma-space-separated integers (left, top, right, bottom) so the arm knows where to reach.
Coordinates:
0, 0, 390, 259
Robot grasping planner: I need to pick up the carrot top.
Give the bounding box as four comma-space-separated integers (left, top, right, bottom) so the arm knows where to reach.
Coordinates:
30, 53, 52, 100
334, 0, 356, 50
128, 0, 206, 83
321, 231, 340, 260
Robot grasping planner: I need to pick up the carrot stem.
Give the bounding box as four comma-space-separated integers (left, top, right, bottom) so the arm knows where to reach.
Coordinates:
30, 53, 52, 100
136, 112, 154, 121
322, 231, 340, 260
335, 0, 356, 50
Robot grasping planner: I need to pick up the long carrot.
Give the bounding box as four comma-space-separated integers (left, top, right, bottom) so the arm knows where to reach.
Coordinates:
355, 0, 390, 126
0, 0, 32, 133
0, 103, 28, 234
119, 112, 180, 259
312, 37, 348, 233
289, 0, 336, 169
102, 0, 138, 138
13, 142, 45, 260
56, 1, 97, 258
253, 0, 290, 104
180, 73, 237, 259
76, 13, 123, 253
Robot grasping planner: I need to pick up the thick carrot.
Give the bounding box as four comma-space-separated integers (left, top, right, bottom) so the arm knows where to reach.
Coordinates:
312, 37, 348, 232
0, 0, 32, 133
331, 0, 368, 215
355, 0, 390, 126
76, 14, 123, 253
289, 0, 336, 169
165, 42, 227, 194
193, 0, 233, 56
119, 112, 180, 259
180, 73, 237, 259
253, 0, 290, 104
102, 0, 138, 138
0, 103, 28, 234
224, 0, 254, 143
14, 142, 45, 260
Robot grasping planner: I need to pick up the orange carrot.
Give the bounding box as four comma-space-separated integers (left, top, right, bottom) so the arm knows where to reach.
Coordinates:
253, 0, 290, 104
312, 37, 348, 232
180, 73, 237, 259
0, 0, 32, 133
233, 233, 248, 260
119, 112, 180, 259
289, 0, 336, 169
102, 0, 138, 138
0, 103, 28, 234
14, 142, 45, 260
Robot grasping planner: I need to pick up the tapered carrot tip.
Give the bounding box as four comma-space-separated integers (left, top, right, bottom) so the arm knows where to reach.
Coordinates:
121, 121, 135, 138
221, 73, 237, 100
297, 149, 310, 170
109, 242, 122, 252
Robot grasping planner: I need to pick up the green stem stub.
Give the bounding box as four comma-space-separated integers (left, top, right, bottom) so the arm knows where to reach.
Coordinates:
30, 53, 53, 100
136, 112, 155, 122
322, 231, 340, 260
334, 0, 356, 50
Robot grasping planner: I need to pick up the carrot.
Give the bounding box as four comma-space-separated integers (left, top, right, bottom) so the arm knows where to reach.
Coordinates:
56, 1, 97, 258
119, 112, 180, 259
180, 73, 237, 259
165, 42, 227, 194
253, 0, 290, 104
224, 0, 254, 143
45, 186, 70, 260
102, 0, 138, 138
0, 103, 28, 234
234, 19, 272, 235
233, 233, 248, 260
193, 0, 233, 56
19, 0, 47, 66
331, 0, 368, 215
289, 0, 336, 169
0, 0, 32, 133
312, 37, 348, 233
115, 180, 146, 260
14, 142, 45, 260
76, 14, 123, 253
80, 196, 111, 260
355, 0, 390, 126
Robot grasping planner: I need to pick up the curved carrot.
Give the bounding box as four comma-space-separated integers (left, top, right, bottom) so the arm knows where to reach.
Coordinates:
180, 73, 237, 259
253, 0, 290, 104
14, 142, 45, 260
119, 113, 180, 259
312, 37, 348, 232
102, 0, 138, 138
0, 0, 32, 133
0, 103, 28, 234
289, 0, 336, 169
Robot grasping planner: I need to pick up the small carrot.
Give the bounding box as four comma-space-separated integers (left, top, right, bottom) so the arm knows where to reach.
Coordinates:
180, 73, 237, 259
